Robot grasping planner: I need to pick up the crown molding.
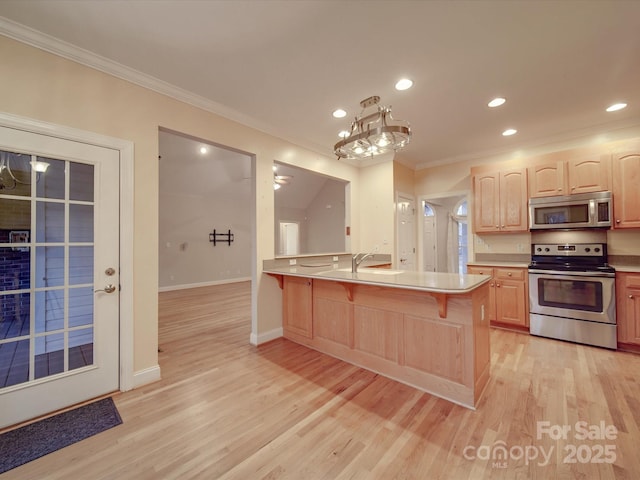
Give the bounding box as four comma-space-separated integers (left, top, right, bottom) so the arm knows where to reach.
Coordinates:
414, 117, 640, 171
0, 18, 228, 116
0, 17, 336, 158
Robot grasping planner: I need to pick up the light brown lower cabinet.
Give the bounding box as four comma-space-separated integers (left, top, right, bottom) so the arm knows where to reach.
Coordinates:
616, 272, 640, 347
283, 276, 313, 338
279, 275, 491, 409
467, 265, 528, 329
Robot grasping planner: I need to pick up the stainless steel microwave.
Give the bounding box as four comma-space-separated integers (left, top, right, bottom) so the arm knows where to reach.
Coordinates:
529, 191, 612, 230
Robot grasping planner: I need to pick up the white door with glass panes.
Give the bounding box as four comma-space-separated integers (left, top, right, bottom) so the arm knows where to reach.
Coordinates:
397, 194, 416, 270
423, 202, 437, 272
0, 125, 119, 428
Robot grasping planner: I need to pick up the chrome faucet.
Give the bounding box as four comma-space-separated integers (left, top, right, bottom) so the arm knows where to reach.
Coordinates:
352, 251, 376, 273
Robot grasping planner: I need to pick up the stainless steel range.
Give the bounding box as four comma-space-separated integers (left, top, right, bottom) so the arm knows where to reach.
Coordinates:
528, 235, 616, 349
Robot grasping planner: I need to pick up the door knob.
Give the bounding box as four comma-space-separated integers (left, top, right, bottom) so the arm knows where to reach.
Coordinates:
95, 284, 117, 294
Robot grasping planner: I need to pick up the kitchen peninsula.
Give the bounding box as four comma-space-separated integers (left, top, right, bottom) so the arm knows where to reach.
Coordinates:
264, 263, 492, 409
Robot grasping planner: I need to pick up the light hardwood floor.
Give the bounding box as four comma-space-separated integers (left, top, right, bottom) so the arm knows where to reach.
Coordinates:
5, 281, 640, 479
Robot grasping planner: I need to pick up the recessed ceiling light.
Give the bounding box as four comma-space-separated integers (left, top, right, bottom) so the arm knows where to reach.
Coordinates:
338, 130, 350, 138
395, 78, 413, 91
502, 128, 517, 136
333, 109, 347, 118
488, 97, 506, 108
606, 103, 627, 112
199, 146, 208, 154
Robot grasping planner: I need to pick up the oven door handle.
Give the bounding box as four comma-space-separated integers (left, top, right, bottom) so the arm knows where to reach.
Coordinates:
528, 269, 615, 278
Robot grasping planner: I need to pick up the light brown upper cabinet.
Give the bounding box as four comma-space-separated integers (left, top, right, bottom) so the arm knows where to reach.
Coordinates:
528, 161, 565, 198
529, 154, 610, 198
473, 168, 528, 233
612, 150, 640, 229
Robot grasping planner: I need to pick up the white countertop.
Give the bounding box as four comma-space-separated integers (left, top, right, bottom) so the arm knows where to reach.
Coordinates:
611, 264, 640, 273
263, 265, 491, 294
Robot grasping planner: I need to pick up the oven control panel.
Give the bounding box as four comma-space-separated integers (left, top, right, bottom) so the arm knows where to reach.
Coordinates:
531, 243, 606, 257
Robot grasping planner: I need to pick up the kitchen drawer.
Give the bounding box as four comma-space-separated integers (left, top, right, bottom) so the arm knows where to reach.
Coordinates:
495, 268, 525, 281
467, 266, 494, 276
623, 274, 640, 289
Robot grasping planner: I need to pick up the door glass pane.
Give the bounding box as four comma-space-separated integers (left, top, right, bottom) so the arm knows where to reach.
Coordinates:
69, 327, 93, 371
69, 287, 93, 328
0, 198, 31, 230
35, 246, 64, 288
69, 163, 94, 201
0, 292, 30, 339
0, 151, 31, 197
35, 290, 64, 333
0, 246, 30, 292
35, 157, 65, 200
34, 333, 64, 379
69, 246, 93, 285
69, 204, 93, 242
0, 340, 30, 388
36, 202, 65, 243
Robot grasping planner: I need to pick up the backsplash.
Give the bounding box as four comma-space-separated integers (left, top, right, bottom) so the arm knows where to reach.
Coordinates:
474, 253, 530, 263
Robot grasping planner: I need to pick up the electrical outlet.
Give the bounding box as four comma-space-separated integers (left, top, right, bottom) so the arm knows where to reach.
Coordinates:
333, 256, 339, 262
289, 259, 297, 265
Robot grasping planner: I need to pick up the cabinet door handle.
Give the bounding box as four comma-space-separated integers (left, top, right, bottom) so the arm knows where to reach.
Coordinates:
616, 219, 621, 224
630, 294, 635, 299
508, 272, 512, 276
490, 283, 495, 287
496, 283, 501, 287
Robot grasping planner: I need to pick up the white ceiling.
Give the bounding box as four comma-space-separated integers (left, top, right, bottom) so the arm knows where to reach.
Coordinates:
159, 130, 251, 198
1, 1, 640, 169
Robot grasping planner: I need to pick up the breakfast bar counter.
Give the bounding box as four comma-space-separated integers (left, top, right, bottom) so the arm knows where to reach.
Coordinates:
264, 265, 492, 409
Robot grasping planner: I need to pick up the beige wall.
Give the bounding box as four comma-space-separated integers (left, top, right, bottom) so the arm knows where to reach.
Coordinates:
358, 161, 395, 258
0, 36, 361, 376
393, 161, 415, 197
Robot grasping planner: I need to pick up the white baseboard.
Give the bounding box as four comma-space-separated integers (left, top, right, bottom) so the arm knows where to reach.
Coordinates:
250, 327, 283, 346
158, 277, 251, 292
132, 365, 161, 388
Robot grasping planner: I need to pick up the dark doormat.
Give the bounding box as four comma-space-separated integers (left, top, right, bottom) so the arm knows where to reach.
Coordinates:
0, 397, 122, 474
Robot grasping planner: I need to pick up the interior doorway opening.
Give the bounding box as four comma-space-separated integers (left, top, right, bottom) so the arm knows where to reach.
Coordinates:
278, 221, 300, 256
420, 193, 469, 274
158, 128, 253, 291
